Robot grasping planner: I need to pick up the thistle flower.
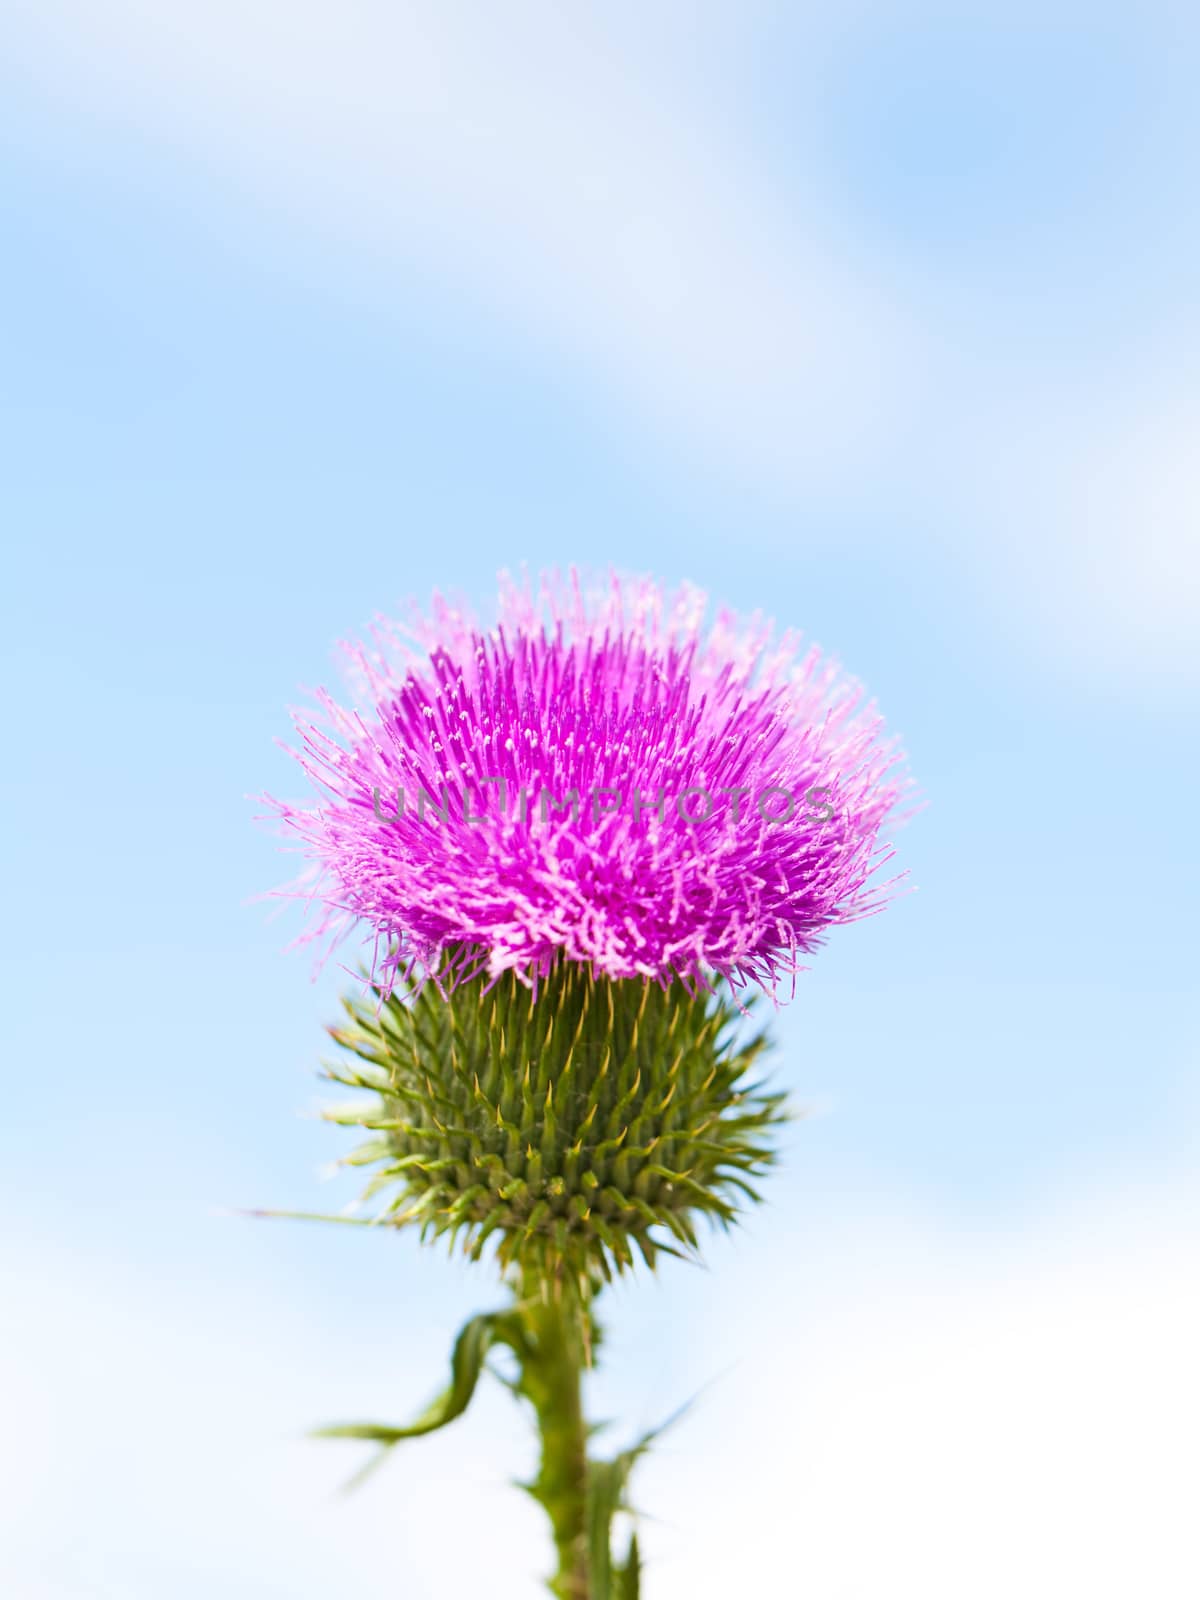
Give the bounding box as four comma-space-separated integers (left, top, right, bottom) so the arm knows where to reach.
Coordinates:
262, 571, 914, 1595
269, 569, 908, 995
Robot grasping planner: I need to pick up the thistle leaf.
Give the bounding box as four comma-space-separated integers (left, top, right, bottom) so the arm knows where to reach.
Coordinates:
586, 1398, 692, 1597
313, 1308, 528, 1486
616, 1532, 640, 1600
235, 1207, 382, 1228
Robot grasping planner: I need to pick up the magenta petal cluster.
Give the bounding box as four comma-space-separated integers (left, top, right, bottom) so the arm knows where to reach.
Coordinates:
267, 570, 909, 993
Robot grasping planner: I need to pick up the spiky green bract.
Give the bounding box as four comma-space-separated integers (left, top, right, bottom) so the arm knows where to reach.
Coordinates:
323, 956, 785, 1289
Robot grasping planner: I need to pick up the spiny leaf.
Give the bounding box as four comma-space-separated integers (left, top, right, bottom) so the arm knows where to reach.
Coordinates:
616, 1532, 640, 1600
313, 1308, 528, 1487
234, 1207, 384, 1229
586, 1398, 693, 1597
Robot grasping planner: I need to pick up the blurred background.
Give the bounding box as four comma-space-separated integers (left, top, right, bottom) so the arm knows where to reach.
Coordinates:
2, 3, 1198, 1595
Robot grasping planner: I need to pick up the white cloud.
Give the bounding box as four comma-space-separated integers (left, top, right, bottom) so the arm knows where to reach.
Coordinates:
634, 1171, 1200, 1598
1036, 386, 1200, 673
3, 1166, 1198, 1597
0, 1242, 547, 1597
6, 0, 916, 487
6, 0, 1198, 678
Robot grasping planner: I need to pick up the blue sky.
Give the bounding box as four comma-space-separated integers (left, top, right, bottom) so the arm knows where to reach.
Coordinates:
2, 4, 1198, 1597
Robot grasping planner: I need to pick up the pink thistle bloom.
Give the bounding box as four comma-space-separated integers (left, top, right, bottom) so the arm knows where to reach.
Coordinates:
266, 570, 911, 994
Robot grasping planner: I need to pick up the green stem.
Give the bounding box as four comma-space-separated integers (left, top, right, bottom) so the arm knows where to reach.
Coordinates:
519, 1278, 592, 1599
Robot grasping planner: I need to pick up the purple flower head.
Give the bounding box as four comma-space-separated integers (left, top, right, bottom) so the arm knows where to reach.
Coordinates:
267, 570, 910, 994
